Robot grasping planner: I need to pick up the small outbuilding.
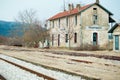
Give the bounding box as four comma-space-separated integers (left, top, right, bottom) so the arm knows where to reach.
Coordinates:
108, 23, 120, 52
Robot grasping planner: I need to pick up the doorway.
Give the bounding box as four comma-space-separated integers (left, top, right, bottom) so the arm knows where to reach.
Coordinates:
93, 32, 98, 45
115, 35, 119, 50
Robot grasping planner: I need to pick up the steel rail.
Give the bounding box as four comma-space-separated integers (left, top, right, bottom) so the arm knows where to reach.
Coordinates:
0, 58, 55, 80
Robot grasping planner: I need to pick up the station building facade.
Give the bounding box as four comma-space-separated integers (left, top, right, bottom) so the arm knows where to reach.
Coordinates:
48, 0, 115, 49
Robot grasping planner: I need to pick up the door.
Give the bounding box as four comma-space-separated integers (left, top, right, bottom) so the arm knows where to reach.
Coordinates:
115, 35, 119, 50
93, 33, 98, 45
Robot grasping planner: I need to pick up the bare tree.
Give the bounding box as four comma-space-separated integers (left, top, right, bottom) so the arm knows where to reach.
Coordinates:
54, 10, 75, 48
61, 18, 74, 48
15, 9, 49, 47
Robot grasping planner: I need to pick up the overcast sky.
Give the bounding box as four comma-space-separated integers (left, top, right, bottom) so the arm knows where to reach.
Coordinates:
0, 0, 120, 22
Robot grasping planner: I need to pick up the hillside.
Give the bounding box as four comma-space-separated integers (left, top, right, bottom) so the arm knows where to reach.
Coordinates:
0, 20, 22, 37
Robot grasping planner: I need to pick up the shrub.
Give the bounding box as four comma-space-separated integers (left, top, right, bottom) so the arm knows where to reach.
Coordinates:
71, 44, 100, 51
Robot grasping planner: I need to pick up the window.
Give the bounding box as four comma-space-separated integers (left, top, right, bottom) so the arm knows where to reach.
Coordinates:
108, 33, 113, 39
58, 34, 60, 46
75, 15, 77, 25
52, 34, 54, 46
66, 17, 68, 26
93, 32, 98, 45
59, 19, 60, 28
93, 14, 98, 24
93, 8, 97, 14
93, 8, 97, 10
93, 8, 98, 24
65, 34, 68, 43
74, 33, 77, 43
52, 21, 54, 28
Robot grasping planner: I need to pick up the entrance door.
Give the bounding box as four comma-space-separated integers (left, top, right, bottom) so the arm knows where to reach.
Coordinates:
115, 35, 119, 50
93, 33, 98, 45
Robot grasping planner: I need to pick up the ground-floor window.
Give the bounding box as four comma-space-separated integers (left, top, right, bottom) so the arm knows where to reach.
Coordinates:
58, 34, 60, 46
115, 35, 119, 50
52, 34, 54, 46
74, 33, 77, 43
65, 34, 68, 43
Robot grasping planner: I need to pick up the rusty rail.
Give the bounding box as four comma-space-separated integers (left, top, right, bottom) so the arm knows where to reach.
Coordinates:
0, 58, 55, 80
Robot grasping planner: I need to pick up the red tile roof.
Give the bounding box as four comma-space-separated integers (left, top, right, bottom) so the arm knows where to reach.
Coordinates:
48, 4, 92, 20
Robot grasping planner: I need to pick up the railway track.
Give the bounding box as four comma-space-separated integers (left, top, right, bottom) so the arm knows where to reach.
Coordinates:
0, 58, 55, 80
44, 51, 120, 61
1, 47, 120, 61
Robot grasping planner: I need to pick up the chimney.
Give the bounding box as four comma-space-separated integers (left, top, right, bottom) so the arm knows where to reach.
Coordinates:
68, 3, 74, 10
71, 4, 74, 9
96, 0, 99, 4
68, 4, 71, 10
76, 4, 81, 10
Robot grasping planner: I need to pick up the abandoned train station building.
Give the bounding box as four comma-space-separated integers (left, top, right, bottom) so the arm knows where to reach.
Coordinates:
48, 0, 116, 50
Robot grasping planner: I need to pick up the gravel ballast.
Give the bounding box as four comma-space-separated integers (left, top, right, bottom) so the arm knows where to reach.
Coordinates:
0, 54, 84, 80
0, 60, 45, 80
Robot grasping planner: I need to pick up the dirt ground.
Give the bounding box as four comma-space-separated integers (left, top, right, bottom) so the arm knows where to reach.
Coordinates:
0, 45, 120, 80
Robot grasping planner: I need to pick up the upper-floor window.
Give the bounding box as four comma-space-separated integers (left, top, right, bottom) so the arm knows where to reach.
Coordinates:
66, 17, 68, 26
52, 21, 54, 28
75, 15, 77, 25
93, 14, 98, 24
93, 8, 97, 14
58, 19, 60, 28
108, 33, 113, 39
